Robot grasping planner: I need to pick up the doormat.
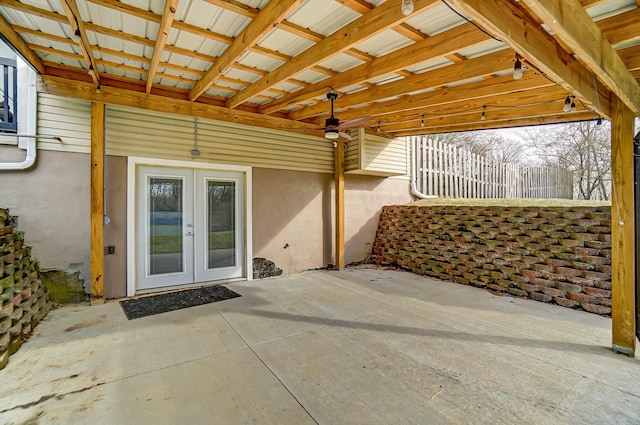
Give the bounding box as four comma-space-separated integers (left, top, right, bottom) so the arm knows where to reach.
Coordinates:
119, 285, 241, 320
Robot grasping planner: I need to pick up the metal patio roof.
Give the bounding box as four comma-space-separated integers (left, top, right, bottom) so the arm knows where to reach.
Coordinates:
0, 0, 638, 137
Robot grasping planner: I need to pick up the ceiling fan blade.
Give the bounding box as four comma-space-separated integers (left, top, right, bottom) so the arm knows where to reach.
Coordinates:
338, 131, 353, 141
338, 116, 371, 129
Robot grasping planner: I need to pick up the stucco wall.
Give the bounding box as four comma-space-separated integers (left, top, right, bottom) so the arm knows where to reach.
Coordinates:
0, 148, 412, 299
0, 148, 90, 282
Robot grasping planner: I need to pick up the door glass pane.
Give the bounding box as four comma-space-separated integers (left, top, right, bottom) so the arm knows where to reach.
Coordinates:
207, 180, 235, 269
148, 177, 183, 275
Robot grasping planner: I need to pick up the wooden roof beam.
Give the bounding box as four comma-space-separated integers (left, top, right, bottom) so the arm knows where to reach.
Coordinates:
330, 72, 555, 123
260, 22, 489, 115
522, 0, 640, 114
393, 111, 598, 135
0, 14, 44, 73
189, 0, 303, 101
288, 49, 515, 121
447, 0, 613, 118
146, 0, 179, 94
226, 0, 440, 108
60, 0, 99, 86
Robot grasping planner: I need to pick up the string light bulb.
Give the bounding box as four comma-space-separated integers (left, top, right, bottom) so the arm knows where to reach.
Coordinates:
420, 115, 425, 127
570, 98, 576, 112
562, 96, 572, 112
513, 54, 523, 80
376, 122, 381, 133
481, 106, 486, 121
401, 0, 414, 16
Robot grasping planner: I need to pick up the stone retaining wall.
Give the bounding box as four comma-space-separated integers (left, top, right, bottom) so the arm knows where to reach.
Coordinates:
0, 209, 52, 370
371, 205, 612, 315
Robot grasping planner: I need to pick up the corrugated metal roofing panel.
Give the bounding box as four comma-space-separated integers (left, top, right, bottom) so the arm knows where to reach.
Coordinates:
458, 40, 507, 59
285, 0, 360, 36
368, 73, 404, 86
404, 2, 467, 36
238, 51, 284, 73
405, 57, 454, 74
588, 0, 636, 19
183, 0, 251, 38
317, 53, 364, 73
257, 28, 315, 57
353, 29, 414, 57
292, 69, 330, 84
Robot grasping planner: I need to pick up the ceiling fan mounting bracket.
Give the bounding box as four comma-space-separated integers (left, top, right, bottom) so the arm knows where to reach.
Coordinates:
327, 90, 338, 101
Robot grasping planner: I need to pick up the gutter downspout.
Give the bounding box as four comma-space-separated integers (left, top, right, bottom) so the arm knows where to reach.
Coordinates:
410, 135, 438, 199
0, 134, 62, 171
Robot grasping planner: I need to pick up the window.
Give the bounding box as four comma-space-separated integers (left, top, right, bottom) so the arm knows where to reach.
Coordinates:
0, 57, 17, 132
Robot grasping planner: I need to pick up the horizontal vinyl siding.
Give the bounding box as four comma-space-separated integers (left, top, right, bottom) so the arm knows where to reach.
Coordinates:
362, 133, 409, 176
36, 93, 91, 153
344, 137, 361, 172
106, 105, 334, 173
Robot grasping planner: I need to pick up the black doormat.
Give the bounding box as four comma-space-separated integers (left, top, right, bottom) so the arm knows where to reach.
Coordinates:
119, 285, 241, 320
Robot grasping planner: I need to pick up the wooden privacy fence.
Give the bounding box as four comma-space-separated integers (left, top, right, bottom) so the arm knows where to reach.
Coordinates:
411, 136, 574, 199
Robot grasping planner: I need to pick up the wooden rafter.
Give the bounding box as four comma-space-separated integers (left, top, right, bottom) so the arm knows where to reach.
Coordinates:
330, 73, 556, 123
202, 0, 258, 18
60, 0, 99, 86
394, 111, 598, 136
289, 49, 516, 120
447, 0, 613, 118
146, 0, 179, 94
226, 0, 440, 108
522, 0, 640, 114
189, 0, 303, 101
260, 22, 489, 115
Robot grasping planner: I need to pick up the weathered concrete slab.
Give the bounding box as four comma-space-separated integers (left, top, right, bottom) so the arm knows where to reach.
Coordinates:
0, 268, 638, 424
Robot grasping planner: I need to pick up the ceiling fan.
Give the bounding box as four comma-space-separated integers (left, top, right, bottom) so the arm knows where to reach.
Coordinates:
321, 90, 371, 141
284, 90, 371, 141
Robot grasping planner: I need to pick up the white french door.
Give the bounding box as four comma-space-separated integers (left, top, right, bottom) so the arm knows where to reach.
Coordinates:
135, 166, 245, 292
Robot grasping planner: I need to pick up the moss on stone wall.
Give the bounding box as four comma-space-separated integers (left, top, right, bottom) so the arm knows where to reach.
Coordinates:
372, 205, 612, 316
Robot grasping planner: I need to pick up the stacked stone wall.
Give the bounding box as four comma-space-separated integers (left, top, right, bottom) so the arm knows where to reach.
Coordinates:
0, 208, 52, 370
371, 205, 612, 315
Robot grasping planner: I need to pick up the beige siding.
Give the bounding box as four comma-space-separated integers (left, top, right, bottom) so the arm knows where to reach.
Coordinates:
345, 130, 409, 176
106, 104, 334, 173
36, 93, 91, 153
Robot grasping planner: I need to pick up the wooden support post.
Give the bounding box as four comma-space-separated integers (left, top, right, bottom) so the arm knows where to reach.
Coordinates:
90, 102, 105, 304
335, 140, 345, 270
610, 95, 636, 355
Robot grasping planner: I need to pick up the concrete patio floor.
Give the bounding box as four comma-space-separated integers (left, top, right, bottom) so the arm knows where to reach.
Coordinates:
1, 267, 639, 424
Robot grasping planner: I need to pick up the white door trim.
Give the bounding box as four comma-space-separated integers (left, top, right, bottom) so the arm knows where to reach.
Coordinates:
126, 157, 253, 297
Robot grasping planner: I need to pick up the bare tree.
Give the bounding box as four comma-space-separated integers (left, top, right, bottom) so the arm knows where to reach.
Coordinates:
430, 130, 529, 164
522, 121, 611, 200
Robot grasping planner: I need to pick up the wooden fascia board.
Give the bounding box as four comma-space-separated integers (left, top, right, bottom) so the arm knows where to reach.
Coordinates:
394, 111, 598, 135
0, 13, 44, 73
447, 0, 613, 119
189, 0, 303, 101
225, 0, 440, 108
288, 49, 515, 121
323, 72, 555, 123
146, 0, 179, 93
259, 22, 489, 115
522, 0, 640, 114
37, 75, 324, 137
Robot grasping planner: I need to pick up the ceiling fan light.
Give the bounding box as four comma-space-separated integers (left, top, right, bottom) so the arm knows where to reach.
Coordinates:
325, 129, 339, 139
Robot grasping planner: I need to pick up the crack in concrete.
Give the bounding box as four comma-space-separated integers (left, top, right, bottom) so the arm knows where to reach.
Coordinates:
0, 382, 106, 413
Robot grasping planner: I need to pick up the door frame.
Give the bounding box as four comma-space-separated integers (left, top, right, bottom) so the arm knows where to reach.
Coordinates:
126, 157, 253, 296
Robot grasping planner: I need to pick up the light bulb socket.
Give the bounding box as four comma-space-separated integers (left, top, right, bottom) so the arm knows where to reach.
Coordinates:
596, 117, 603, 126
513, 58, 523, 80
570, 101, 576, 112
563, 96, 572, 113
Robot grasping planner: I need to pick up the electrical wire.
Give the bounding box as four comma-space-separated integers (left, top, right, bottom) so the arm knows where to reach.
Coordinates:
440, 0, 501, 43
